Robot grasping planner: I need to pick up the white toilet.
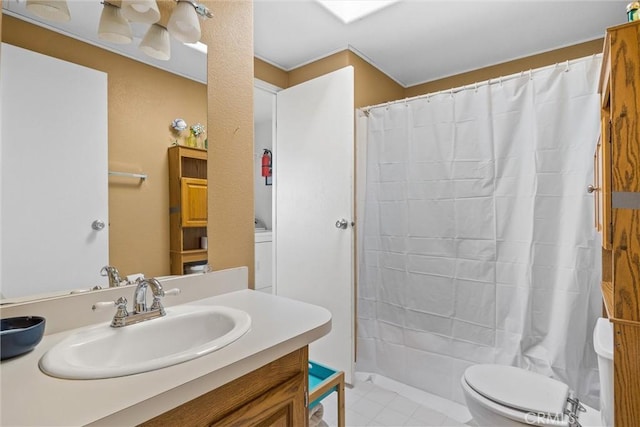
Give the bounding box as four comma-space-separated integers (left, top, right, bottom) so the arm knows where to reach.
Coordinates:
461, 318, 614, 427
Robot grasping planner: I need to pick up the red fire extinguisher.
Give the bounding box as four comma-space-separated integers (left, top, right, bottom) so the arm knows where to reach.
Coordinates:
261, 149, 272, 182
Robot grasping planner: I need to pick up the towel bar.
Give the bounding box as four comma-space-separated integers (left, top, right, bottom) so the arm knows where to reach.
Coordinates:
109, 171, 147, 181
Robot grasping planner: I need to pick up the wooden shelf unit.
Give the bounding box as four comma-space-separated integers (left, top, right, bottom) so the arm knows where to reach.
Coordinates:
168, 146, 208, 275
596, 20, 640, 427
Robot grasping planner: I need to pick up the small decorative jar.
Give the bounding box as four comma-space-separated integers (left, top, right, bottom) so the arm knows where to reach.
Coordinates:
185, 134, 198, 147
628, 2, 640, 21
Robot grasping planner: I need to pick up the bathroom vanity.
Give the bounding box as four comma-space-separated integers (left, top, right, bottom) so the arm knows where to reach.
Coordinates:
142, 347, 308, 426
0, 268, 331, 426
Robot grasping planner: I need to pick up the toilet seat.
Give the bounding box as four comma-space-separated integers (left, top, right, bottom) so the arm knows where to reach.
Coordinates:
462, 365, 601, 426
465, 364, 570, 417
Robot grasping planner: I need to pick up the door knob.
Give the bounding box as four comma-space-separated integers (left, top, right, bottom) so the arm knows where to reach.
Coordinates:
335, 219, 349, 229
587, 185, 599, 194
92, 219, 106, 231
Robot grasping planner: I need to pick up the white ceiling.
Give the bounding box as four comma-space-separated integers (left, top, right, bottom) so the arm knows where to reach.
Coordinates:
254, 0, 628, 88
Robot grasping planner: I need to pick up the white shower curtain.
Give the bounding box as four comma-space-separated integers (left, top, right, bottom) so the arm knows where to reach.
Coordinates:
356, 55, 603, 408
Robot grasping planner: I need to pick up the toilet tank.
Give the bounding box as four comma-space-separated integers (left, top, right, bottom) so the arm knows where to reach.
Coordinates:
594, 318, 614, 427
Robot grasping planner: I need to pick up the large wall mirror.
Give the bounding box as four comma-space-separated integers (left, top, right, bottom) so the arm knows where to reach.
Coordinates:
0, 1, 208, 302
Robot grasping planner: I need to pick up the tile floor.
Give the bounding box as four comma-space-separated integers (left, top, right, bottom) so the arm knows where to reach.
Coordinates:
318, 379, 469, 427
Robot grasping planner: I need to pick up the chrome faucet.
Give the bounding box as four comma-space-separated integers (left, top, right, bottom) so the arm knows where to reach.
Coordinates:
133, 277, 165, 314
100, 265, 128, 288
92, 277, 180, 328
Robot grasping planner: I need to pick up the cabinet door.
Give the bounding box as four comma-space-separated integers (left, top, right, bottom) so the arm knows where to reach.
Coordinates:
211, 373, 307, 427
181, 177, 208, 227
597, 116, 612, 250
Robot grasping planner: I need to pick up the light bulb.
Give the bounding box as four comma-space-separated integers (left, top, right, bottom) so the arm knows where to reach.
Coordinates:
139, 24, 170, 61
120, 0, 160, 24
26, 0, 71, 22
167, 1, 201, 44
98, 3, 132, 45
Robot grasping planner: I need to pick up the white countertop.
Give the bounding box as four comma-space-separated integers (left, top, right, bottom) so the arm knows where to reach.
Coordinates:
0, 289, 332, 426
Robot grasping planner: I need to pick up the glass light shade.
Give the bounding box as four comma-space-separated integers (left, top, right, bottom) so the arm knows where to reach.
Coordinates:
120, 0, 160, 24
167, 1, 201, 44
26, 0, 70, 23
139, 24, 170, 61
98, 4, 133, 45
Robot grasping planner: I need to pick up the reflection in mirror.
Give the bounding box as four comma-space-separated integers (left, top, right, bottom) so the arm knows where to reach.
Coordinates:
0, 1, 208, 302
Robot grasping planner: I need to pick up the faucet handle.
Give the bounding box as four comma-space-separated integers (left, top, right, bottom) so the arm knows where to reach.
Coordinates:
149, 288, 180, 314
92, 297, 129, 327
164, 288, 181, 297
111, 297, 129, 327
92, 297, 128, 312
92, 299, 117, 311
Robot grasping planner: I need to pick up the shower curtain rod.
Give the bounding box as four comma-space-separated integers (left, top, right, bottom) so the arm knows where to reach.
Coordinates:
359, 54, 602, 115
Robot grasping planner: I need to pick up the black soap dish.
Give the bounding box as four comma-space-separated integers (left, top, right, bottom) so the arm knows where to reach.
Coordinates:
1, 316, 46, 360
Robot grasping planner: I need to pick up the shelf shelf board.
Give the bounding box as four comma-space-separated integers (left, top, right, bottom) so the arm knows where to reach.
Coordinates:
171, 249, 208, 263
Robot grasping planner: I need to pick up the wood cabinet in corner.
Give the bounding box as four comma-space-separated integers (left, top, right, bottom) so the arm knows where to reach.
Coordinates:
168, 146, 208, 275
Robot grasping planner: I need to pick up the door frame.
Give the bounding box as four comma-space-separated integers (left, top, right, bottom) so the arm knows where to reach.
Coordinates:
254, 78, 280, 293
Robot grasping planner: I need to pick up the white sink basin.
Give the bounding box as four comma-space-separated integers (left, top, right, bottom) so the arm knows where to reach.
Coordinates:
39, 305, 251, 379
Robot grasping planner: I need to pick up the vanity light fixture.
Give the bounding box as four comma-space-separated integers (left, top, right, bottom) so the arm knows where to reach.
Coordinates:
167, 0, 213, 44
25, 0, 71, 23
120, 0, 160, 24
98, 2, 133, 45
139, 24, 171, 61
22, 0, 212, 61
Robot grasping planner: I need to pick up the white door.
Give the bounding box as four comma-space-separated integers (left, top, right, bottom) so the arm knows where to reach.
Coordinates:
0, 43, 108, 299
275, 66, 355, 383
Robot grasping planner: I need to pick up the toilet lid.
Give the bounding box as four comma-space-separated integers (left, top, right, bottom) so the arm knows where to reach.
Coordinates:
464, 364, 569, 417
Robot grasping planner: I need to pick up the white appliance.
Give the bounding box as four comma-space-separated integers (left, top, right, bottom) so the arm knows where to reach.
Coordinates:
254, 230, 273, 293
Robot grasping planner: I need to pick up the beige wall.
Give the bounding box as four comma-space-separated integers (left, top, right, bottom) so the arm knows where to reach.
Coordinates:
255, 57, 288, 89
347, 51, 404, 108
2, 15, 207, 279
268, 50, 404, 108
202, 0, 255, 283
288, 51, 351, 88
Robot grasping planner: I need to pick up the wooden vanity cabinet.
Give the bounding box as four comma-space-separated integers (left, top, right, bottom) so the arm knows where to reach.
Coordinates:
596, 20, 640, 427
140, 347, 309, 427
169, 146, 208, 275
